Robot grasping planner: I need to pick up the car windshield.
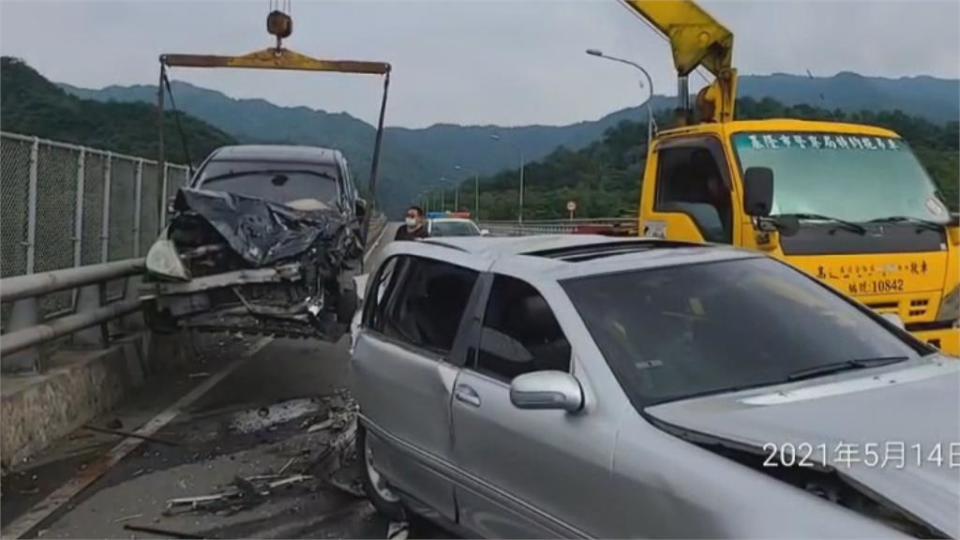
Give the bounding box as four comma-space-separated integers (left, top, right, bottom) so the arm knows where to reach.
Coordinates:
562, 257, 923, 407
732, 132, 951, 224
195, 160, 340, 206
431, 221, 480, 236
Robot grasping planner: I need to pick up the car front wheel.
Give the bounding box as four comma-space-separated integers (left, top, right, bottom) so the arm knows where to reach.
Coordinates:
357, 423, 405, 521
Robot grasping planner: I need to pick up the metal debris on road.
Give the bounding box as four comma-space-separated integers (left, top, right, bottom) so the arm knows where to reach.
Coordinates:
112, 513, 143, 523
278, 456, 297, 475
387, 520, 409, 540
306, 418, 334, 433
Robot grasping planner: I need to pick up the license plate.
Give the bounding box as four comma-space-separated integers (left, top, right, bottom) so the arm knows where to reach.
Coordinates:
848, 278, 905, 295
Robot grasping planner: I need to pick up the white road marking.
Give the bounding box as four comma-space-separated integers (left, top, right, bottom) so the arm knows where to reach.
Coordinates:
1, 336, 273, 539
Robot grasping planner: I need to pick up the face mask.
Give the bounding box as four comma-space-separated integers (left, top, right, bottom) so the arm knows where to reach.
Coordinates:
405, 217, 417, 228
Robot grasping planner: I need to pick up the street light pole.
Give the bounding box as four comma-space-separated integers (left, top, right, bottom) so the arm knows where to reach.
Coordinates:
454, 164, 481, 220
585, 49, 656, 144
489, 134, 526, 223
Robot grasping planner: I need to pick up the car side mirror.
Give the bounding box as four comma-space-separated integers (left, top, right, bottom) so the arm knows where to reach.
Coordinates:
355, 198, 367, 219
510, 370, 583, 413
480, 229, 490, 236
743, 167, 774, 217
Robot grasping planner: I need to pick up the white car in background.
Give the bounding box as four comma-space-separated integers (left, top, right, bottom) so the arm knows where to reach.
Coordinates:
428, 217, 489, 237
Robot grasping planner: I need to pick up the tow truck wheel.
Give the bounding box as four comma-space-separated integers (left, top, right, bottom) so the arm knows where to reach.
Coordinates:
357, 423, 405, 521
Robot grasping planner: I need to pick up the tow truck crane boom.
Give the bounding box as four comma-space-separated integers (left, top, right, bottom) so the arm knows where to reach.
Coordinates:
621, 0, 737, 122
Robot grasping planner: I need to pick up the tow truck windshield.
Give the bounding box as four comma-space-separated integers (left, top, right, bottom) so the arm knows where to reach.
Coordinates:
196, 160, 340, 206
733, 132, 950, 225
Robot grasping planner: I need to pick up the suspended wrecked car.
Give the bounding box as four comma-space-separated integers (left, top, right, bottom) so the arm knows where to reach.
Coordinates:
142, 145, 366, 340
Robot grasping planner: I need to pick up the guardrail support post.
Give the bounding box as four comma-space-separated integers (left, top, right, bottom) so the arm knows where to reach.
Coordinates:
72, 282, 108, 348
2, 298, 41, 373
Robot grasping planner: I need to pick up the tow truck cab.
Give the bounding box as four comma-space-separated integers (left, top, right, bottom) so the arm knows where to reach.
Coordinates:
638, 119, 959, 356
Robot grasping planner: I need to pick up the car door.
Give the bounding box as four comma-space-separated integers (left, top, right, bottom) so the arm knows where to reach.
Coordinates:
450, 272, 616, 538
640, 136, 738, 245
351, 253, 480, 522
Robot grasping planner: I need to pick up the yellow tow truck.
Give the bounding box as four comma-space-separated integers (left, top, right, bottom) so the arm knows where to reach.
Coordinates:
622, 0, 959, 355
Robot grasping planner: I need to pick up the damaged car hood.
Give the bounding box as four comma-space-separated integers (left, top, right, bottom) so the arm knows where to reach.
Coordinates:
173, 188, 350, 266
645, 356, 960, 537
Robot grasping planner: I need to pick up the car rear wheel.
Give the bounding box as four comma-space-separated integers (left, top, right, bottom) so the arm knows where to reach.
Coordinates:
357, 423, 405, 521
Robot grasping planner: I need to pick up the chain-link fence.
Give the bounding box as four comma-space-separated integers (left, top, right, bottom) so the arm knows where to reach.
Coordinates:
1, 132, 190, 325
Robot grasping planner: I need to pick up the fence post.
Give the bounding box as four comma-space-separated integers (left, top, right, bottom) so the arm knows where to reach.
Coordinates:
133, 159, 143, 257
160, 163, 169, 227
100, 152, 112, 264
73, 149, 85, 268
25, 137, 38, 275
5, 137, 42, 373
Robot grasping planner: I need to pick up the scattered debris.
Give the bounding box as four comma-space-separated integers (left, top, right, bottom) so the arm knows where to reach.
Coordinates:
229, 398, 323, 434
164, 474, 315, 515
112, 513, 143, 523
387, 520, 409, 540
278, 457, 297, 475
81, 424, 180, 446
329, 474, 364, 498
123, 523, 205, 539
306, 418, 334, 433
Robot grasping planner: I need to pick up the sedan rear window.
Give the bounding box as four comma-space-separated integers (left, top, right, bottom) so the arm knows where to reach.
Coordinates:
562, 257, 922, 407
196, 160, 340, 206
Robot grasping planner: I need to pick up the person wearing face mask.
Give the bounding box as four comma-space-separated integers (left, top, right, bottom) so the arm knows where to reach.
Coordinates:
395, 206, 429, 241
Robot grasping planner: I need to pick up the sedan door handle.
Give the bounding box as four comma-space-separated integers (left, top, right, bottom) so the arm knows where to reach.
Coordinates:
454, 385, 481, 407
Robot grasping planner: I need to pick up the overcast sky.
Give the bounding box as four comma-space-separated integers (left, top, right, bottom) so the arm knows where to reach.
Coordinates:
2, 0, 958, 128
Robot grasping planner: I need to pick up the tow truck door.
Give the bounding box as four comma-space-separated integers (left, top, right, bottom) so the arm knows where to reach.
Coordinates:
639, 136, 740, 246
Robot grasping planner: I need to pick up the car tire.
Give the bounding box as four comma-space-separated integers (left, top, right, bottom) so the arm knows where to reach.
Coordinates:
357, 423, 405, 521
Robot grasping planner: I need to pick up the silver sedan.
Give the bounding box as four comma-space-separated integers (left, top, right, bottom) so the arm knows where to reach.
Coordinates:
350, 235, 959, 538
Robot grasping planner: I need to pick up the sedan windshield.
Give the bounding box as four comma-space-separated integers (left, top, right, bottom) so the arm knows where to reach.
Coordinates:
732, 132, 950, 224
195, 160, 340, 206
562, 257, 923, 406
431, 221, 480, 237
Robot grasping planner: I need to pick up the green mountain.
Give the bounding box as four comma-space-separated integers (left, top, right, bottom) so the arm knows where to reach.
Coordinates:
60, 72, 958, 216
0, 58, 234, 164
469, 96, 960, 220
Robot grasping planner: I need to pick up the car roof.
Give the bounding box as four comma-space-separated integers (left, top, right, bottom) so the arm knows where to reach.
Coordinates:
210, 145, 342, 165
398, 235, 758, 281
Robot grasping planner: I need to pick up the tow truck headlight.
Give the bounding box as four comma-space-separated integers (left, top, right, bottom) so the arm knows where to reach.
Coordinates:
936, 285, 960, 323
146, 239, 190, 281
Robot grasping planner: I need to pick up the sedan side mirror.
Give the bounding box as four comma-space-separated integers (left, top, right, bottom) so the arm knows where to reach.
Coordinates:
355, 198, 368, 219
510, 370, 583, 413
743, 167, 774, 217
480, 229, 490, 236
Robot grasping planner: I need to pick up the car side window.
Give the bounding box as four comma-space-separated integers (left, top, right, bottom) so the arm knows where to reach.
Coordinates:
367, 255, 478, 356
363, 256, 401, 330
654, 144, 733, 243
474, 275, 571, 382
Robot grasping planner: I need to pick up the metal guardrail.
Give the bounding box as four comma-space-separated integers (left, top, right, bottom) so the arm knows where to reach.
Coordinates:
0, 213, 387, 373
0, 258, 145, 370
479, 218, 638, 237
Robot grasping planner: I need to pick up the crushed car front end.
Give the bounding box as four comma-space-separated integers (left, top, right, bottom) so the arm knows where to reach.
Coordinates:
143, 188, 363, 340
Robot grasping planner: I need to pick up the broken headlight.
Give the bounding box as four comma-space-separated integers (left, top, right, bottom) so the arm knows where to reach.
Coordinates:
936, 285, 959, 322
146, 239, 190, 281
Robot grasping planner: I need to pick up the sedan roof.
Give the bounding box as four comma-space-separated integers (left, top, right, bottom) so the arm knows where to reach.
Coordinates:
409, 235, 758, 281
